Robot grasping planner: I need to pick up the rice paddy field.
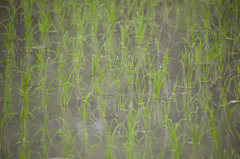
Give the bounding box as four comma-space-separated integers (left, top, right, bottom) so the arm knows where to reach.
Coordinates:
0, 0, 240, 158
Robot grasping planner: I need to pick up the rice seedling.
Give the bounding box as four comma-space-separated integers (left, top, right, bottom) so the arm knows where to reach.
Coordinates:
193, 38, 203, 87
71, 36, 86, 100
21, 0, 35, 62
112, 56, 121, 90
91, 48, 101, 77
2, 43, 14, 124
134, 11, 146, 45
188, 107, 205, 150
60, 71, 73, 108
220, 75, 235, 133
119, 22, 130, 66
37, 1, 51, 47
53, 0, 68, 34
78, 91, 92, 122
124, 105, 140, 159
41, 80, 53, 159
105, 119, 120, 159
199, 0, 210, 43
166, 120, 183, 159
151, 48, 169, 100
106, 1, 116, 29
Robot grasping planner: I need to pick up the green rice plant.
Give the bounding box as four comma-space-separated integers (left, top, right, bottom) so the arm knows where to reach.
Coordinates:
214, 127, 223, 159
197, 85, 212, 114
146, 0, 157, 21
78, 91, 92, 121
200, 0, 210, 43
223, 148, 239, 159
41, 80, 53, 159
21, 0, 35, 63
181, 93, 197, 120
151, 66, 164, 100
61, 71, 73, 108
214, 0, 226, 36
2, 42, 15, 124
71, 36, 86, 100
166, 120, 183, 159
2, 2, 18, 44
183, 2, 197, 40
92, 48, 101, 76
38, 1, 51, 47
153, 28, 163, 56
138, 129, 154, 158
98, 80, 119, 119
202, 46, 218, 84
232, 0, 239, 21
134, 11, 146, 45
83, 129, 89, 154
220, 76, 235, 133
56, 31, 68, 88
119, 22, 130, 66
209, 106, 222, 158
232, 77, 240, 102
125, 0, 136, 20
123, 55, 135, 86
135, 73, 146, 105
145, 49, 156, 96
17, 63, 36, 159
180, 46, 195, 90
193, 38, 203, 87
235, 126, 240, 144
188, 107, 205, 150
124, 105, 140, 159
87, 1, 102, 40
170, 75, 181, 118
53, 0, 67, 33
19, 137, 31, 159
106, 1, 116, 28
19, 64, 33, 138
105, 119, 121, 159
162, 100, 171, 127
174, 0, 180, 33
71, 3, 85, 36
95, 64, 106, 97
112, 56, 121, 90
103, 23, 115, 57
56, 118, 76, 158
0, 112, 17, 155
0, 6, 18, 114
141, 99, 152, 133
150, 48, 169, 100
161, 1, 172, 29
35, 48, 49, 91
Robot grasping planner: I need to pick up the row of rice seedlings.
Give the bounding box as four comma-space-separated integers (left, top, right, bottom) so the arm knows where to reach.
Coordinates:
21, 0, 35, 67
0, 0, 17, 126
40, 80, 53, 159
172, 0, 239, 158
18, 59, 33, 159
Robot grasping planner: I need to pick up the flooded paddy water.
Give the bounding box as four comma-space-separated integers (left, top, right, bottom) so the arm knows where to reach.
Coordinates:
0, 0, 240, 158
